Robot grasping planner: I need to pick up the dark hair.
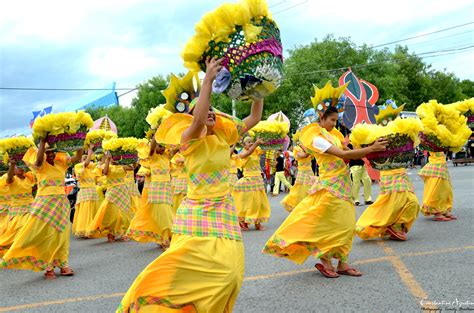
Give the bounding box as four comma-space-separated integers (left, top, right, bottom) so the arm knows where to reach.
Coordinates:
321, 107, 339, 120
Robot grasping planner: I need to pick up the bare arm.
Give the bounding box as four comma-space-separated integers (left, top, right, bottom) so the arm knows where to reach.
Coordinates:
70, 148, 84, 165
6, 160, 15, 184
182, 57, 223, 143
102, 153, 111, 176
238, 139, 263, 159
296, 151, 309, 158
242, 98, 264, 131
83, 148, 93, 168
35, 138, 46, 168
149, 136, 157, 157
325, 138, 387, 160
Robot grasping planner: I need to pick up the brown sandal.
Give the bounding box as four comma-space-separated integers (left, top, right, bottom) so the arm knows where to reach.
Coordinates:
255, 223, 266, 231
336, 267, 363, 277
386, 226, 407, 241
60, 267, 75, 276
239, 221, 249, 231
315, 263, 339, 278
107, 234, 116, 243
44, 270, 56, 280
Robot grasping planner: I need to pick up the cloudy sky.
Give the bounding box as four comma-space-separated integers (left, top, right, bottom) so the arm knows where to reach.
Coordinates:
0, 0, 473, 137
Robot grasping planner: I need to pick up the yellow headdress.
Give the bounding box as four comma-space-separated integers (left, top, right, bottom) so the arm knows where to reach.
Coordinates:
375, 99, 405, 125
311, 81, 348, 116
162, 72, 200, 114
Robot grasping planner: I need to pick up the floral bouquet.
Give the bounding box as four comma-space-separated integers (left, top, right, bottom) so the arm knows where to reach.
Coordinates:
102, 137, 139, 165
0, 137, 35, 171
350, 118, 423, 170
416, 100, 471, 153
32, 111, 94, 152
250, 120, 289, 150
85, 130, 117, 153
182, 0, 283, 100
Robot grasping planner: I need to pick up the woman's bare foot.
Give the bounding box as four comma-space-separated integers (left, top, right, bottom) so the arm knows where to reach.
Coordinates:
337, 262, 362, 277
60, 267, 75, 276
44, 269, 56, 280
255, 223, 266, 231
107, 234, 115, 243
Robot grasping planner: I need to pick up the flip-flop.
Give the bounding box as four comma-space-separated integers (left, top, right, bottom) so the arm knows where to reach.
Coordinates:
60, 268, 75, 276
315, 263, 339, 278
445, 215, 457, 220
44, 270, 56, 280
255, 224, 266, 231
434, 216, 451, 221
336, 267, 363, 277
386, 227, 407, 241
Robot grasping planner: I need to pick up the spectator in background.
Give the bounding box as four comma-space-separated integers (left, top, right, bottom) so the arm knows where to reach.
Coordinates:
467, 133, 474, 158
272, 149, 292, 196
348, 144, 373, 206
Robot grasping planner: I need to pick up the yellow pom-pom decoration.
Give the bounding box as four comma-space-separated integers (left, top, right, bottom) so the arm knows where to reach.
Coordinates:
311, 81, 348, 115
85, 130, 117, 147
146, 105, 173, 129
250, 120, 289, 150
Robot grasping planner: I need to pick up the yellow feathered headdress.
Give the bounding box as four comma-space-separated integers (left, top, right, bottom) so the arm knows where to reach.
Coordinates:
311, 81, 348, 116
162, 72, 200, 114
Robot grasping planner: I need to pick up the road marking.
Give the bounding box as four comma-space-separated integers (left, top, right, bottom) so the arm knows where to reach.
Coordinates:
377, 241, 438, 311
1, 245, 471, 312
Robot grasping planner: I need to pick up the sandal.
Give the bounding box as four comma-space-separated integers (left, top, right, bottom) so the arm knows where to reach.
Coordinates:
60, 267, 75, 276
255, 223, 266, 231
433, 215, 451, 221
445, 214, 457, 220
336, 267, 363, 277
117, 236, 130, 242
239, 221, 249, 231
107, 234, 115, 243
44, 270, 56, 280
315, 263, 339, 278
386, 226, 407, 241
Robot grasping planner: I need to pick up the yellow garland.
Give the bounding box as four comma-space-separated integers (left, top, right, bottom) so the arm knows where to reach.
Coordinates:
416, 100, 471, 152
84, 130, 117, 146
350, 118, 423, 148
0, 136, 35, 154
32, 111, 94, 139
102, 137, 139, 152
251, 120, 289, 137
146, 105, 173, 129
446, 97, 474, 115
182, 0, 273, 72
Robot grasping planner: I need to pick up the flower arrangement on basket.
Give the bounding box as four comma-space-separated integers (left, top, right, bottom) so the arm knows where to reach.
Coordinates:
250, 120, 289, 150
0, 137, 35, 171
102, 137, 139, 165
85, 130, 117, 153
32, 111, 93, 152
416, 100, 471, 153
182, 0, 283, 100
350, 118, 423, 170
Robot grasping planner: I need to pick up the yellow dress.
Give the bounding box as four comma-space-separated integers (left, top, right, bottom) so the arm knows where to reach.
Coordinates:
127, 152, 173, 246
170, 152, 187, 215
0, 175, 10, 236
356, 168, 420, 239
263, 124, 355, 264
2, 149, 72, 272
126, 170, 141, 215
96, 175, 107, 204
228, 154, 240, 193
118, 113, 245, 313
418, 152, 453, 216
90, 164, 132, 238
281, 146, 316, 212
72, 162, 100, 237
232, 147, 271, 224
0, 173, 35, 257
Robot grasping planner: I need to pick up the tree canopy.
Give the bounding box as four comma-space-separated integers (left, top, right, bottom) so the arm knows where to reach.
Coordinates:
87, 35, 473, 137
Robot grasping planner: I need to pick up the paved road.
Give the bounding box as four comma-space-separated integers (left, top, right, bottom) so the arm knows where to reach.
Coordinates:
1, 164, 473, 312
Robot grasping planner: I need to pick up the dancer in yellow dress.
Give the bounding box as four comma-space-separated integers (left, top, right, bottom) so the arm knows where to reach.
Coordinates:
356, 168, 420, 241
281, 145, 315, 212
1, 139, 82, 279
232, 137, 271, 231
117, 58, 263, 312
127, 139, 173, 248
72, 148, 100, 238
0, 174, 10, 235
263, 99, 387, 278
0, 160, 35, 256
170, 150, 187, 215
229, 146, 240, 193
91, 153, 133, 242
125, 167, 140, 215
418, 152, 454, 221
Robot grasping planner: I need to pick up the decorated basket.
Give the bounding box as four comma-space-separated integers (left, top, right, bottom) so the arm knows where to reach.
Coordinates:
182, 0, 283, 100
350, 118, 423, 171
416, 100, 471, 153
32, 111, 94, 153
364, 134, 415, 170
103, 138, 139, 165
0, 137, 35, 171
250, 120, 289, 151
85, 130, 117, 153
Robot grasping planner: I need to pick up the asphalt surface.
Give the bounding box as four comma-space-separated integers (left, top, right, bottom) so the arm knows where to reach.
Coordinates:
0, 163, 473, 312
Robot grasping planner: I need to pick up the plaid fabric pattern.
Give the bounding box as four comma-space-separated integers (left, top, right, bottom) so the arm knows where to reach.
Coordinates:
0, 195, 9, 203
117, 296, 195, 313
228, 173, 239, 187
8, 204, 31, 216
232, 176, 266, 192
171, 177, 187, 195
38, 179, 63, 188
30, 195, 70, 232
418, 163, 450, 180
79, 178, 95, 185
0, 203, 9, 215
148, 181, 172, 205
1, 256, 67, 272
107, 178, 124, 186
105, 184, 131, 213
320, 159, 346, 174
152, 168, 169, 177
308, 173, 352, 201
189, 169, 229, 188
380, 172, 415, 194
76, 187, 99, 204
295, 170, 316, 185
172, 195, 242, 241
246, 165, 262, 174
126, 181, 141, 197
